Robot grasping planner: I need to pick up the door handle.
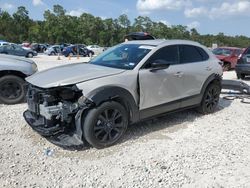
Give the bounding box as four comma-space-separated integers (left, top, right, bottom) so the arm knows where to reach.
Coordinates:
174, 72, 183, 78
206, 66, 212, 71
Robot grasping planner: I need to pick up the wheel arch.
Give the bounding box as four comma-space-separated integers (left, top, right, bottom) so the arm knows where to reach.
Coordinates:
0, 70, 27, 80
87, 86, 139, 123
222, 61, 231, 69
200, 73, 222, 98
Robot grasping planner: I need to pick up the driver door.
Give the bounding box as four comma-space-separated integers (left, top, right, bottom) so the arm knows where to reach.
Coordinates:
139, 45, 184, 117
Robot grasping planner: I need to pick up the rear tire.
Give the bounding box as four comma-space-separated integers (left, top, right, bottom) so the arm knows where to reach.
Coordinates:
197, 82, 221, 114
27, 53, 33, 58
240, 74, 245, 79
83, 101, 128, 149
0, 75, 26, 104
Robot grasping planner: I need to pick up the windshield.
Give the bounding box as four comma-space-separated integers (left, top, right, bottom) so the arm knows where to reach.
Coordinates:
90, 44, 153, 70
212, 48, 232, 56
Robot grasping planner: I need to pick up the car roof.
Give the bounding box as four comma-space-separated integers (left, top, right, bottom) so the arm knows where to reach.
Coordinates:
216, 47, 241, 50
124, 39, 202, 47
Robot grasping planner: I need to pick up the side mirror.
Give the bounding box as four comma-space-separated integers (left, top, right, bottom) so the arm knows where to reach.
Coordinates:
150, 59, 170, 72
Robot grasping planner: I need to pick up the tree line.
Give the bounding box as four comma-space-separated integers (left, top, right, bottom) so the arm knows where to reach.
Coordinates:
1, 4, 250, 48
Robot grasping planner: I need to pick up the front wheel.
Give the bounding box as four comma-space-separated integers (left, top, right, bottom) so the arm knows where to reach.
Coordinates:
83, 101, 128, 149
0, 75, 26, 104
27, 53, 33, 58
197, 82, 221, 114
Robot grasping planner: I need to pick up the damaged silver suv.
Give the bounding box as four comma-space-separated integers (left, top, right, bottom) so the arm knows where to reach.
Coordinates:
24, 40, 223, 148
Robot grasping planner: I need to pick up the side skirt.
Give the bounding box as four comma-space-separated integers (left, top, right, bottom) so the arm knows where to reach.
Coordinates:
139, 94, 201, 121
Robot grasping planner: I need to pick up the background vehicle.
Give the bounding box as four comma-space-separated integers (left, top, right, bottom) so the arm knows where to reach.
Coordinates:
31, 43, 48, 53
236, 47, 250, 79
212, 47, 243, 71
60, 43, 71, 51
0, 41, 9, 46
62, 45, 94, 57
86, 45, 104, 55
0, 44, 37, 58
0, 54, 37, 104
24, 40, 222, 149
124, 32, 155, 41
44, 45, 61, 56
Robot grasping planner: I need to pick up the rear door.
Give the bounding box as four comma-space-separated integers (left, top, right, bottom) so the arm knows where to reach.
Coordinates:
139, 45, 183, 111
178, 45, 211, 100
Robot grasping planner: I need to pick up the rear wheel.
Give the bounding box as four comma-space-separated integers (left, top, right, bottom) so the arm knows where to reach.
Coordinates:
27, 53, 33, 58
83, 101, 128, 149
197, 82, 221, 114
237, 74, 246, 80
0, 75, 26, 104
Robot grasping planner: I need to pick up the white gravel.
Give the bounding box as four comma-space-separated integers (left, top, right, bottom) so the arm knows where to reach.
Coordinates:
0, 55, 250, 187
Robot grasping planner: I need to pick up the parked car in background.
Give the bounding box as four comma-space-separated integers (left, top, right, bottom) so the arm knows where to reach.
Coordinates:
60, 43, 71, 51
86, 45, 104, 55
31, 43, 48, 53
44, 45, 61, 56
24, 40, 222, 148
0, 44, 37, 58
212, 47, 243, 71
235, 47, 250, 79
0, 41, 9, 46
22, 42, 32, 49
62, 45, 94, 57
0, 54, 37, 104
124, 32, 155, 41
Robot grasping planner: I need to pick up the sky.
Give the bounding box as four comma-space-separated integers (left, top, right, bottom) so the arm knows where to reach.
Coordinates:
0, 0, 250, 37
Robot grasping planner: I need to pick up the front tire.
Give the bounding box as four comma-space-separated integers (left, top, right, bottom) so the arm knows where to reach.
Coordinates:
83, 101, 128, 149
0, 75, 26, 104
27, 53, 33, 58
197, 82, 221, 114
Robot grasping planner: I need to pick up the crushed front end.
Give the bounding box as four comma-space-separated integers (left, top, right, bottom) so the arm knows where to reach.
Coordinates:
23, 84, 92, 148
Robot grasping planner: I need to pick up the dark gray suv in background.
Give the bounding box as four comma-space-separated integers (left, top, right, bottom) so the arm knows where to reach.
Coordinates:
0, 54, 37, 104
236, 47, 250, 79
24, 40, 223, 148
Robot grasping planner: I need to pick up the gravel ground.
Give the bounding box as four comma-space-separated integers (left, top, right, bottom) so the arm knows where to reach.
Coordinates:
0, 55, 250, 187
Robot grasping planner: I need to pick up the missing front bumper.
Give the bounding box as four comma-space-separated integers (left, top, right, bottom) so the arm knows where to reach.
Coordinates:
23, 110, 86, 148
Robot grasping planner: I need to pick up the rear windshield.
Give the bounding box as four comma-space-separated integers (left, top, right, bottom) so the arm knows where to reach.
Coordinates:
212, 48, 232, 56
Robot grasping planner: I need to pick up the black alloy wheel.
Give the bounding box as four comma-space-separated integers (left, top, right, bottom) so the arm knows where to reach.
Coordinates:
83, 101, 128, 148
94, 109, 124, 142
198, 82, 221, 114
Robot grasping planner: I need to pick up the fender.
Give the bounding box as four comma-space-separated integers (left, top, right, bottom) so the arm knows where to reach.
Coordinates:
200, 73, 222, 98
87, 86, 140, 123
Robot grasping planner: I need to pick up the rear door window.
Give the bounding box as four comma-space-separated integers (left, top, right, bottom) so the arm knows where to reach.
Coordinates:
179, 45, 205, 63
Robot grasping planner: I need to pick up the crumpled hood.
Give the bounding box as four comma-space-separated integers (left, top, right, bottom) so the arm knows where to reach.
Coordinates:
26, 63, 125, 88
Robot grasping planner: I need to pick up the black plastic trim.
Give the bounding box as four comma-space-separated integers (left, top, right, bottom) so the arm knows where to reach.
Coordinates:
139, 94, 201, 120
87, 86, 139, 123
